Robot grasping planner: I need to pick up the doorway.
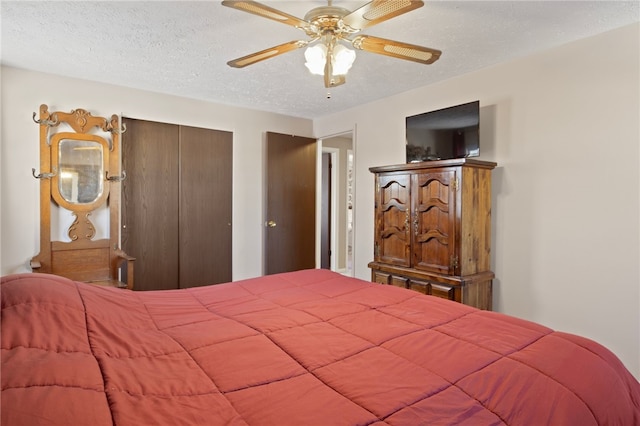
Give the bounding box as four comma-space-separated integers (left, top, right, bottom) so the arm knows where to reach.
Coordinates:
320, 150, 336, 269
319, 132, 354, 276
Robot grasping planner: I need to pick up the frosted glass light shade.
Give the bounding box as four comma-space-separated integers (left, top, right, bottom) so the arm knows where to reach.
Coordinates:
332, 44, 356, 75
304, 44, 327, 75
304, 43, 356, 76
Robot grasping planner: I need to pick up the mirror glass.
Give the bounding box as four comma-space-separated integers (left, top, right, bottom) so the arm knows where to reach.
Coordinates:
58, 139, 103, 204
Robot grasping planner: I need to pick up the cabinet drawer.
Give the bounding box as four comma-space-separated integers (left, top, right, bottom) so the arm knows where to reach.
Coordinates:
408, 280, 429, 295
372, 271, 408, 289
409, 279, 455, 301
390, 276, 409, 289
368, 263, 492, 309
372, 271, 391, 285
430, 283, 455, 301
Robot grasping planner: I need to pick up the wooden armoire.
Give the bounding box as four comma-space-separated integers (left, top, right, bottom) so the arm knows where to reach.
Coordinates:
368, 159, 496, 310
122, 118, 233, 291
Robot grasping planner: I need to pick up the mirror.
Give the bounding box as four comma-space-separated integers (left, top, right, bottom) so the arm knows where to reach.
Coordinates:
58, 139, 104, 204
50, 132, 110, 212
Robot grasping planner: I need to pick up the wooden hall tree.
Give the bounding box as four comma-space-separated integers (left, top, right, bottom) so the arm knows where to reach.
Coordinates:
30, 105, 134, 289
122, 118, 232, 291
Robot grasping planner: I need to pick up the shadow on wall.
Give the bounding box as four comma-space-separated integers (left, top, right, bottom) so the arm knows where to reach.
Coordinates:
484, 100, 536, 316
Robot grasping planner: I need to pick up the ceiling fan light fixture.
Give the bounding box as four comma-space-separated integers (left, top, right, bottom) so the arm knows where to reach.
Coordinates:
223, 0, 440, 87
332, 44, 356, 75
304, 44, 327, 75
304, 43, 356, 76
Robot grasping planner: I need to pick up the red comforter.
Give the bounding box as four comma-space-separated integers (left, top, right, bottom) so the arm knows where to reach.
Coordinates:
2, 270, 639, 425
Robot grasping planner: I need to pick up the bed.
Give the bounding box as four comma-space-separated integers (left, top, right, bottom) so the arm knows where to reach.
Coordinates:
2, 269, 639, 425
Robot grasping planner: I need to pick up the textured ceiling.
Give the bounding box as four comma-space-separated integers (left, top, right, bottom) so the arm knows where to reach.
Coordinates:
2, 1, 638, 119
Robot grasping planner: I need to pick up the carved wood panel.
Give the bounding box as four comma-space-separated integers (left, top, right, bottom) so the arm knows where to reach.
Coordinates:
375, 173, 411, 267
412, 169, 457, 275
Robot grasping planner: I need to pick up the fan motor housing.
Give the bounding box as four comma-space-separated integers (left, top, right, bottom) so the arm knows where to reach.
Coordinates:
304, 6, 356, 35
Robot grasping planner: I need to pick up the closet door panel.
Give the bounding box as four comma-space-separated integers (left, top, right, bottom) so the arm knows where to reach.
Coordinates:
179, 126, 233, 288
122, 118, 180, 291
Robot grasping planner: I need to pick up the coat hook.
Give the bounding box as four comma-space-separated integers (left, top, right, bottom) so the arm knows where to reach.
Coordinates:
32, 112, 59, 127
32, 167, 57, 179
108, 114, 126, 134
106, 170, 126, 182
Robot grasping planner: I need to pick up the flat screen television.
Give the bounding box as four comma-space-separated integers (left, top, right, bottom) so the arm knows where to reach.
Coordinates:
406, 100, 480, 162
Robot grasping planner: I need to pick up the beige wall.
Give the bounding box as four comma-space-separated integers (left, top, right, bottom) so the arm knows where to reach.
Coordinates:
2, 23, 638, 379
315, 23, 640, 378
0, 67, 313, 281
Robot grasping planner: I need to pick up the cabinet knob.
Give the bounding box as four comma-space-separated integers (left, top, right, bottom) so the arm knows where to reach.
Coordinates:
266, 220, 277, 228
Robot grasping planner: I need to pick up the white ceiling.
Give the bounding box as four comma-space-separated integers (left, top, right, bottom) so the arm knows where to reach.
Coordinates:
2, 1, 638, 119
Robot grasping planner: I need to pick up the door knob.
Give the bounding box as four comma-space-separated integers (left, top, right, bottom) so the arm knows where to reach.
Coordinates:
266, 220, 277, 228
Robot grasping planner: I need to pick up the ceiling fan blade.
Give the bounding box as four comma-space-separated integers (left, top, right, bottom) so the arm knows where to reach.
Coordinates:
351, 35, 441, 64
222, 1, 309, 30
341, 0, 424, 31
227, 40, 307, 68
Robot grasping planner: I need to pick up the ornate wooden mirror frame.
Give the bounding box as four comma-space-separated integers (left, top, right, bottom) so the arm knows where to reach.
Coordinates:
31, 104, 134, 288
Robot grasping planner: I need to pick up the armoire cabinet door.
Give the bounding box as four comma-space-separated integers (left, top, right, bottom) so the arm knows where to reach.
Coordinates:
122, 119, 232, 291
374, 173, 411, 267
411, 169, 457, 275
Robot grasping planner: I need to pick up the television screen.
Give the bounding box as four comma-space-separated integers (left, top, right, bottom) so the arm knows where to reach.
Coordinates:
406, 100, 480, 162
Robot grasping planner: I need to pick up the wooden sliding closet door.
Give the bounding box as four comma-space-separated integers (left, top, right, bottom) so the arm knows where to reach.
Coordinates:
122, 118, 232, 291
122, 119, 180, 291
179, 125, 232, 287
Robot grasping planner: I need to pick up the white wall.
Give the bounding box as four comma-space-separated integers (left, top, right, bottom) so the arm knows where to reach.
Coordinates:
0, 67, 313, 281
315, 23, 640, 379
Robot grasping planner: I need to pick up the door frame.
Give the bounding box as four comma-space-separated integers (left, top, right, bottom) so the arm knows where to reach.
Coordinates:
316, 128, 356, 276
319, 147, 339, 271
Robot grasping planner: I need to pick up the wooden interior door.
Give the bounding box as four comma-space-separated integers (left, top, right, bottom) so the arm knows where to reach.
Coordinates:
266, 132, 316, 275
122, 118, 233, 290
122, 119, 180, 291
179, 125, 232, 287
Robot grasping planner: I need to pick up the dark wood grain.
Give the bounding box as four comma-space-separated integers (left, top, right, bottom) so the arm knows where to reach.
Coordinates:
123, 119, 233, 290
266, 132, 316, 275
122, 118, 180, 291
179, 125, 232, 287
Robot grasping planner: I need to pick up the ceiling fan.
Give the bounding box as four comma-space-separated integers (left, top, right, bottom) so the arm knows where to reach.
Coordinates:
221, 0, 442, 88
